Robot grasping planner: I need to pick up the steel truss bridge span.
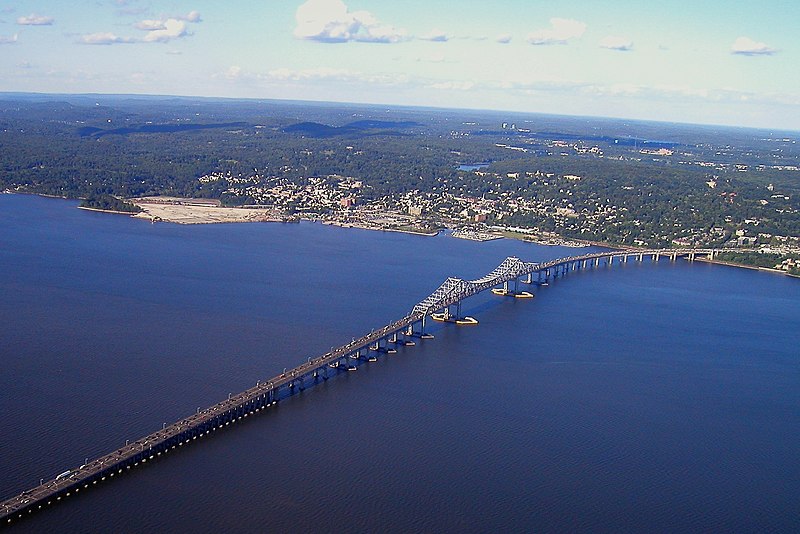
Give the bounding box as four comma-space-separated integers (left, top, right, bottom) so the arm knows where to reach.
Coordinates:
1, 247, 735, 525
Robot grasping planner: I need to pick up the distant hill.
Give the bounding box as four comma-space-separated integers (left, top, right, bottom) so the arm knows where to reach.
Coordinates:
283, 120, 419, 138
78, 122, 249, 138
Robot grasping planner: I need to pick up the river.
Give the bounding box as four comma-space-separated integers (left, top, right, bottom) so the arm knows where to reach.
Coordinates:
1, 194, 798, 533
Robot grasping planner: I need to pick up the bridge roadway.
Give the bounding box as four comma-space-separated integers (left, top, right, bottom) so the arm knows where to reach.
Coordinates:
1, 247, 739, 525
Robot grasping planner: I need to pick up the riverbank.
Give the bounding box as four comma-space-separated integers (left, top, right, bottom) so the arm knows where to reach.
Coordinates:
323, 220, 439, 237
695, 257, 800, 278
77, 206, 140, 216
11, 192, 797, 278
131, 197, 287, 224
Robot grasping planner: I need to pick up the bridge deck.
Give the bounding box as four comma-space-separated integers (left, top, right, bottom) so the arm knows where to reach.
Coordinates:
1, 247, 737, 524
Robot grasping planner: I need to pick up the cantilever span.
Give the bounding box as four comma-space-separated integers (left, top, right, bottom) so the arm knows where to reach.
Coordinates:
0, 247, 740, 525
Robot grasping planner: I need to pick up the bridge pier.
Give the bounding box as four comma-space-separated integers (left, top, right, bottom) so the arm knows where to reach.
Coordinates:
407, 317, 434, 339
491, 277, 534, 299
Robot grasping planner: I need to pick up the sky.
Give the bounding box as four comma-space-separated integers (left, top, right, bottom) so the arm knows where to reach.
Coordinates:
1, 0, 798, 130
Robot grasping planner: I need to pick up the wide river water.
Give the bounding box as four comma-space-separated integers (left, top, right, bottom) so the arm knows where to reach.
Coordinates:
1, 194, 799, 533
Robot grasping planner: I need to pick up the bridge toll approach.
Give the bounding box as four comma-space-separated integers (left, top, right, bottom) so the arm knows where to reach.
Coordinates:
0, 248, 730, 526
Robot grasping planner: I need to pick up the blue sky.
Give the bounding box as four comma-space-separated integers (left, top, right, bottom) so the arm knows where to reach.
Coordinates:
1, 0, 798, 130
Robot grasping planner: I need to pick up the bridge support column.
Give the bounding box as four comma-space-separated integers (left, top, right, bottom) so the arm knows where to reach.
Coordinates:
637, 254, 643, 262
595, 258, 600, 267
689, 252, 695, 262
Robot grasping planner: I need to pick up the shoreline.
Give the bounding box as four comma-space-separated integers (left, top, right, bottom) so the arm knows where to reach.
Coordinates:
7, 192, 798, 278
695, 257, 800, 278
77, 206, 140, 216
324, 221, 439, 237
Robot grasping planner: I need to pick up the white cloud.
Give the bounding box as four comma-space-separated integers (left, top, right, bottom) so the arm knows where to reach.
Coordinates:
263, 66, 409, 86
429, 80, 474, 91
16, 13, 54, 26
133, 12, 200, 39
0, 33, 18, 44
527, 18, 586, 45
596, 83, 641, 96
731, 36, 777, 56
420, 29, 449, 42
225, 65, 242, 79
599, 35, 633, 51
82, 11, 201, 45
79, 32, 135, 45
182, 11, 202, 23
135, 19, 166, 31
294, 0, 408, 43
141, 19, 188, 42
495, 33, 512, 44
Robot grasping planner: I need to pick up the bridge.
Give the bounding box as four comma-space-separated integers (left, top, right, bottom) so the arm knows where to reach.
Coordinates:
0, 247, 736, 525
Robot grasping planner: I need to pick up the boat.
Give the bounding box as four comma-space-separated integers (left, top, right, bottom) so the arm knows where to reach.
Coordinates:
431, 312, 449, 322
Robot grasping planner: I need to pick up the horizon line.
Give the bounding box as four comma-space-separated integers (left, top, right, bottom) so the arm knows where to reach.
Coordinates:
1, 89, 798, 135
